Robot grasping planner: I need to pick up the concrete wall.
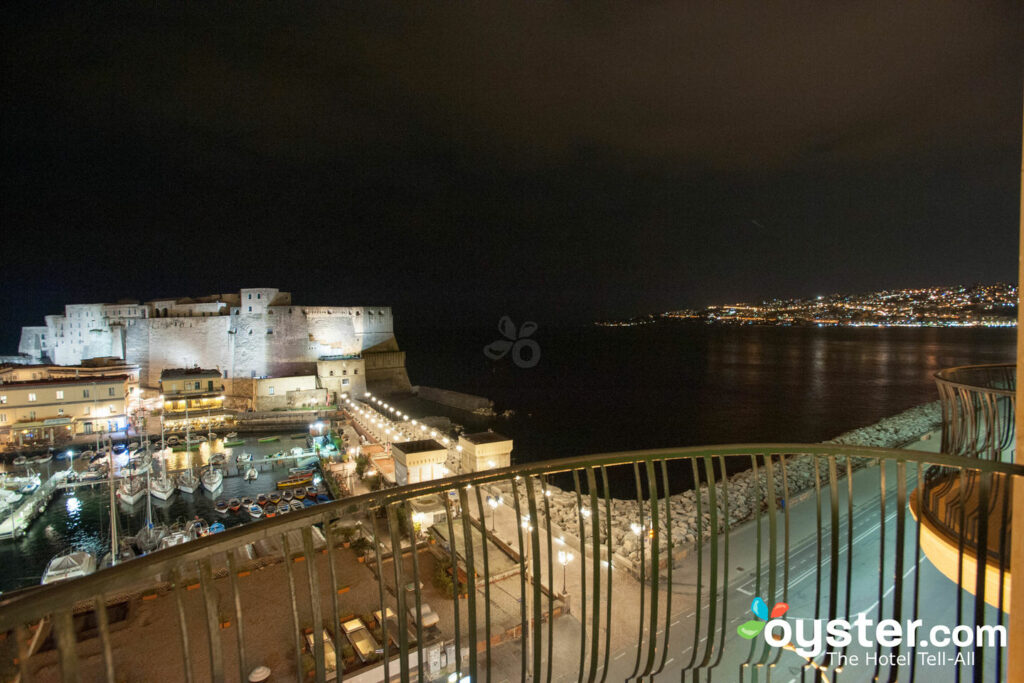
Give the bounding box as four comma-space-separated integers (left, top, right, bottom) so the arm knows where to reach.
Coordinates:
415, 386, 493, 413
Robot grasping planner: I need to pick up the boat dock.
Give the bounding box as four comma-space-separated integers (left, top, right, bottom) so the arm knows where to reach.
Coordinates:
0, 472, 63, 541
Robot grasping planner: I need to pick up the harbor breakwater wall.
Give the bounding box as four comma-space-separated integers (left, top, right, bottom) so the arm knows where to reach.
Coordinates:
492, 401, 943, 572
414, 385, 495, 414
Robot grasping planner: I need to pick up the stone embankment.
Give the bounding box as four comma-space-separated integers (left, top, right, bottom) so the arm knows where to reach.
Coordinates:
492, 401, 942, 571
414, 385, 495, 414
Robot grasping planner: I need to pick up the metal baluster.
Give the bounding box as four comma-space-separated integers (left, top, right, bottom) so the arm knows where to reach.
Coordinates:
199, 557, 225, 683
170, 564, 195, 683
301, 527, 325, 683
402, 502, 426, 683
226, 550, 248, 683
386, 504, 410, 682
458, 487, 478, 682
281, 533, 305, 683
53, 608, 77, 683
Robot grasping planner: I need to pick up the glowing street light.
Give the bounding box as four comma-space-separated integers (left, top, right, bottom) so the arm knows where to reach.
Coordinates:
557, 550, 574, 593
486, 494, 503, 531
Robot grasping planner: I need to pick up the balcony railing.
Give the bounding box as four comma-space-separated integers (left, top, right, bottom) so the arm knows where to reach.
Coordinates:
0, 444, 1019, 682
935, 364, 1015, 462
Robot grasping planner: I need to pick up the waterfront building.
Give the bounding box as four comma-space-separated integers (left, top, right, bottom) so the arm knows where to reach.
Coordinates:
0, 373, 131, 446
391, 439, 447, 485
14, 287, 412, 401
316, 356, 367, 403
159, 368, 230, 431
458, 431, 513, 472
253, 375, 328, 412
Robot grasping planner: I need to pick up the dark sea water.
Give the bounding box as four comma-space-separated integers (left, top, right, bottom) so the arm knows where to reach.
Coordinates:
0, 324, 1015, 592
396, 323, 1017, 463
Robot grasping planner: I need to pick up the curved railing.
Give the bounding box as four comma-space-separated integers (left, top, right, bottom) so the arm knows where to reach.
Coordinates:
0, 444, 1019, 683
934, 363, 1016, 462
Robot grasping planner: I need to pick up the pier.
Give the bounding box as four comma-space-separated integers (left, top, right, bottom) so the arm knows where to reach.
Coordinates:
0, 471, 63, 541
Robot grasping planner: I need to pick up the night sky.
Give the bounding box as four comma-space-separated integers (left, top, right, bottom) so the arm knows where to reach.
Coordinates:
2, 3, 1021, 349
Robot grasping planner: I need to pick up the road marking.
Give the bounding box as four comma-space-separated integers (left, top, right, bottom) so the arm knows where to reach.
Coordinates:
687, 611, 695, 618
614, 652, 625, 660
737, 586, 754, 595
666, 658, 675, 666
683, 646, 692, 654
671, 620, 680, 627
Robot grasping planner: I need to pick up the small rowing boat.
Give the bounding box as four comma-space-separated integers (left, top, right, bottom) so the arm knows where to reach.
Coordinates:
258, 436, 279, 444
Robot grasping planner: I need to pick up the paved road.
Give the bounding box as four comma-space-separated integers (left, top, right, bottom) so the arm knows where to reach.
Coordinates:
478, 439, 1008, 682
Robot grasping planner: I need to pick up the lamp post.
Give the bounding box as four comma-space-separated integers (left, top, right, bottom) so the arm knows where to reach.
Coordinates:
557, 550, 574, 594
486, 494, 503, 531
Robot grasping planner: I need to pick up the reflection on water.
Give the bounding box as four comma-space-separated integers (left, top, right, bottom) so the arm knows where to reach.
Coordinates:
0, 434, 328, 592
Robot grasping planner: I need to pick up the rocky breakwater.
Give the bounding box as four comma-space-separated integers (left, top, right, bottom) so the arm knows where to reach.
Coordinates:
491, 401, 942, 573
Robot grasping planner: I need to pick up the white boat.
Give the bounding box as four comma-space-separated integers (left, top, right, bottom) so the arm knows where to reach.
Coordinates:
41, 551, 97, 585
178, 469, 200, 494
290, 447, 304, 457
209, 432, 218, 440
125, 454, 153, 475
236, 452, 253, 463
166, 435, 180, 446
12, 456, 27, 466
243, 467, 258, 481
226, 432, 238, 439
195, 435, 207, 442
150, 475, 176, 500
117, 477, 147, 505
201, 468, 223, 492
157, 530, 192, 550
247, 504, 263, 519
133, 524, 169, 553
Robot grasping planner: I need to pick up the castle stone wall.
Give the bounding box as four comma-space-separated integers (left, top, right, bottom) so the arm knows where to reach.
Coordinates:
19, 291, 412, 399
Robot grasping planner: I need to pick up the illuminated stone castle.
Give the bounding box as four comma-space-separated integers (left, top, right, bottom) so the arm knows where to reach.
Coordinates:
16, 287, 411, 396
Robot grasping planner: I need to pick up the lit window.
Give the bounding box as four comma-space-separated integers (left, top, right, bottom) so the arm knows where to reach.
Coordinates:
268, 387, 275, 396
28, 393, 37, 402
342, 378, 350, 386
109, 405, 116, 413
55, 390, 64, 399
58, 408, 64, 416
0, 396, 6, 404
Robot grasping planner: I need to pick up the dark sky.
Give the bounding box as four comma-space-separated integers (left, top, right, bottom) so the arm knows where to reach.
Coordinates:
2, 3, 1021, 347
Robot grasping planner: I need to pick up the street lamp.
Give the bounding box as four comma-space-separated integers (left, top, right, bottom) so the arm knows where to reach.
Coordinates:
486, 494, 503, 531
557, 550, 574, 593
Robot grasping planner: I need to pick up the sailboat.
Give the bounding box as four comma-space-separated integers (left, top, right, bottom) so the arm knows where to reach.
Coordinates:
102, 443, 136, 569
177, 403, 200, 494
134, 468, 168, 553
201, 465, 223, 492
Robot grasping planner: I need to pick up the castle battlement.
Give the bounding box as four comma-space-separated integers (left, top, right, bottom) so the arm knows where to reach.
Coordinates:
16, 288, 411, 396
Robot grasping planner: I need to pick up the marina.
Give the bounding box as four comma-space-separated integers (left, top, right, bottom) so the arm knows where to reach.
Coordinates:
0, 431, 339, 591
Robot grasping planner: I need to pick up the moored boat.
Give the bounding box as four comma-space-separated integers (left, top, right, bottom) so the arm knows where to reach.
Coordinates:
201, 467, 223, 492
241, 496, 254, 507
214, 499, 229, 514
244, 466, 258, 481
228, 497, 241, 511
178, 469, 200, 494
247, 504, 263, 519
290, 500, 304, 512
226, 432, 238, 439
150, 475, 176, 500
263, 504, 277, 518
41, 551, 97, 585
293, 488, 306, 500
282, 489, 294, 502
268, 491, 282, 505
117, 477, 147, 505
208, 521, 225, 534
258, 436, 279, 444
12, 455, 27, 466
277, 475, 313, 490
256, 493, 268, 506
236, 451, 253, 462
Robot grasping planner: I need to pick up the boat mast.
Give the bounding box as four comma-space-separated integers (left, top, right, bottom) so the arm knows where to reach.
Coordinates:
143, 409, 152, 528
106, 435, 119, 565
185, 401, 192, 478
